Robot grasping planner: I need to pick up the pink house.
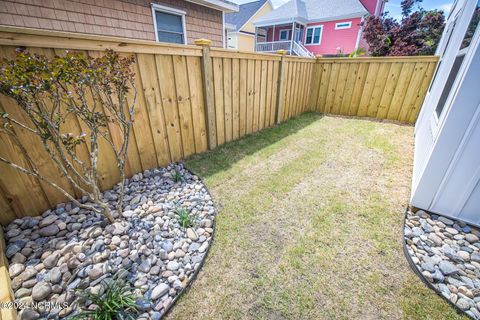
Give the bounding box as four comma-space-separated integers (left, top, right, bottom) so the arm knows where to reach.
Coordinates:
252, 0, 385, 57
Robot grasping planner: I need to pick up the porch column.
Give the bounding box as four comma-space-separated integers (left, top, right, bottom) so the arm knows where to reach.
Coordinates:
255, 27, 258, 52
290, 21, 295, 54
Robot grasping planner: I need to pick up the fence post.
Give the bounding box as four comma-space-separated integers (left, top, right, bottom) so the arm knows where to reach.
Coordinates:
275, 49, 287, 124
195, 39, 217, 150
0, 228, 17, 319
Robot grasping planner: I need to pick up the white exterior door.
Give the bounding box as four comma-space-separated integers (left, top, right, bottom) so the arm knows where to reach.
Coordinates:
412, 0, 480, 224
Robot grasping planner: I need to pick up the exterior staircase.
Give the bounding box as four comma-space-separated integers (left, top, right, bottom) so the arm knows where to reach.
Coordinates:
292, 41, 315, 58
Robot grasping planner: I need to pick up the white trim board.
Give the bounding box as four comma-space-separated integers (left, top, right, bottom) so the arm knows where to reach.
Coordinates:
186, 0, 238, 12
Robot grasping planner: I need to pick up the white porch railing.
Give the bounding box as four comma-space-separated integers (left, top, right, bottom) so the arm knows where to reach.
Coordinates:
256, 41, 291, 52
292, 41, 315, 58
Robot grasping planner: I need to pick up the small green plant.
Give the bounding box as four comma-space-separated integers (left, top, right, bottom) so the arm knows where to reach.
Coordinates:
175, 207, 193, 229
349, 48, 366, 58
73, 278, 138, 320
172, 169, 183, 183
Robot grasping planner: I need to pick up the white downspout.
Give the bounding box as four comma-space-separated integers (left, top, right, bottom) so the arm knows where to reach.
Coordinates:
355, 16, 365, 50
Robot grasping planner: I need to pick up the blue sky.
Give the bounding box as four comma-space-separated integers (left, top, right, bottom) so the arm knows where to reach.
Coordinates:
385, 0, 453, 20
231, 0, 454, 20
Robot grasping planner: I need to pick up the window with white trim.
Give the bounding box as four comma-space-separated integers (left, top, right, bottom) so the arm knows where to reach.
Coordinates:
305, 26, 322, 45
152, 4, 187, 44
279, 29, 289, 40
335, 21, 352, 30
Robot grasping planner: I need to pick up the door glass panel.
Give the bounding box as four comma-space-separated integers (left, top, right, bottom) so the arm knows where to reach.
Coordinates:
461, 0, 480, 49
428, 18, 457, 92
435, 54, 465, 116
434, 0, 480, 118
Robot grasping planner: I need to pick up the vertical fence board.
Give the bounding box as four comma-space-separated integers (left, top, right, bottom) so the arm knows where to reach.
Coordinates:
376, 62, 403, 119
223, 58, 233, 143
156, 55, 183, 161
246, 59, 255, 133
317, 63, 332, 113
325, 63, 340, 113
213, 57, 225, 145
231, 58, 240, 140
271, 60, 280, 126
332, 63, 350, 115
408, 62, 437, 123
136, 53, 171, 166
340, 64, 359, 115
281, 61, 291, 122
253, 60, 261, 132
308, 61, 321, 110
357, 63, 380, 117
387, 62, 416, 120
366, 63, 391, 118
348, 63, 369, 116
186, 56, 208, 153
259, 60, 268, 130
239, 59, 248, 137
173, 55, 196, 157
265, 60, 273, 127
398, 62, 429, 122
289, 61, 298, 118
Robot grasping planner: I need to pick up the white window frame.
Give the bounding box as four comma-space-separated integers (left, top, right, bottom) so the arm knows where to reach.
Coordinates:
279, 29, 289, 40
151, 3, 187, 44
335, 21, 352, 30
304, 26, 323, 45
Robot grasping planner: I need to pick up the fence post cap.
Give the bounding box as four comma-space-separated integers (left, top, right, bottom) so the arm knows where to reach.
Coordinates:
276, 49, 287, 55
195, 39, 212, 46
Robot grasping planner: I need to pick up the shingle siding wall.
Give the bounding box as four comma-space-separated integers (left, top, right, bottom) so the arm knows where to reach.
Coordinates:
0, 0, 224, 47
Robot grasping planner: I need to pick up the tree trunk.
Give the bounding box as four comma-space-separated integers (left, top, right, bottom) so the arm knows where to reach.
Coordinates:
101, 203, 115, 223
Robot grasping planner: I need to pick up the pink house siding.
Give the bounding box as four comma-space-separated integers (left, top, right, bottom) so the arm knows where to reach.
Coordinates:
266, 25, 294, 42
304, 17, 362, 55
359, 0, 380, 15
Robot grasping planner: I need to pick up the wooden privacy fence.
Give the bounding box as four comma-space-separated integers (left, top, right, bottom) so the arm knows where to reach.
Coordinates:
0, 26, 437, 225
309, 56, 438, 123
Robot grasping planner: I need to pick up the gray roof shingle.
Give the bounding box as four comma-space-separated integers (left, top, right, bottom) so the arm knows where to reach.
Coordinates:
253, 0, 368, 26
226, 0, 269, 31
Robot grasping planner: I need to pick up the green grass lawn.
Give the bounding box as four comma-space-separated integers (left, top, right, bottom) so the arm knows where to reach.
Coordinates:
168, 113, 467, 320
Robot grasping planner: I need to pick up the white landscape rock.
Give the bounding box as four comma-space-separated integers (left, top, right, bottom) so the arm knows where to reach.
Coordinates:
151, 283, 169, 300
3, 163, 216, 319
405, 210, 480, 319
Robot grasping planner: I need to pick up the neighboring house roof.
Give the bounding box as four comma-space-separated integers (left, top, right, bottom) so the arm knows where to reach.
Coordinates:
225, 0, 269, 31
253, 0, 368, 26
188, 0, 239, 12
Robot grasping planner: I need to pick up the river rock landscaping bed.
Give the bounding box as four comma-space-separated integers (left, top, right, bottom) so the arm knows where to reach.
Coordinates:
3, 163, 215, 320
405, 210, 480, 319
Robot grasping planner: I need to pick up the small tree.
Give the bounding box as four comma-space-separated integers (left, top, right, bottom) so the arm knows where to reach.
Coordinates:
0, 49, 136, 223
362, 0, 445, 56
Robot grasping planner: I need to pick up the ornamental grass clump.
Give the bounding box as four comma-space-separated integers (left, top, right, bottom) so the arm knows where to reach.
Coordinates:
172, 169, 183, 183
73, 278, 138, 320
0, 49, 136, 223
175, 206, 194, 229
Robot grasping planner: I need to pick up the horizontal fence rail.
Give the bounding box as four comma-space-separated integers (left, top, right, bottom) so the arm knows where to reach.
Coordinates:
0, 26, 437, 226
